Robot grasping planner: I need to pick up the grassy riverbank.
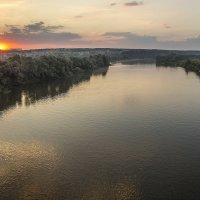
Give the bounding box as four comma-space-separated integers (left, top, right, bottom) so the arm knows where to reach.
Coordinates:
0, 54, 110, 93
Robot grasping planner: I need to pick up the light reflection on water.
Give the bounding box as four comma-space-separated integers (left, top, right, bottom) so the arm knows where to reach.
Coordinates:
1, 63, 200, 199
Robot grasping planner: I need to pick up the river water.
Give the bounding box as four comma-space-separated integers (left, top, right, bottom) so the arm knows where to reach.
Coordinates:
1, 61, 200, 200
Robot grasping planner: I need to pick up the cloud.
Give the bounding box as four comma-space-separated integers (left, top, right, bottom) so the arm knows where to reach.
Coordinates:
103, 32, 157, 47
163, 24, 172, 29
5, 25, 22, 34
1, 22, 81, 45
2, 22, 200, 50
23, 21, 64, 33
74, 15, 83, 19
110, 3, 117, 6
124, 1, 143, 6
102, 32, 200, 50
109, 1, 142, 7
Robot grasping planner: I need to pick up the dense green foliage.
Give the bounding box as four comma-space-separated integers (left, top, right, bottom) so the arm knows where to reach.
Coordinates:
156, 55, 200, 74
0, 54, 110, 93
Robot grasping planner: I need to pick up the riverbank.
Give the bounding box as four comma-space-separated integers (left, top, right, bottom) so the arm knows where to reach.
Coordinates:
156, 55, 200, 75
0, 67, 108, 113
0, 54, 110, 93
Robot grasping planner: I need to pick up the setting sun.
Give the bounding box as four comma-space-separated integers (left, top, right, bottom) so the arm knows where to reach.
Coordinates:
0, 43, 10, 51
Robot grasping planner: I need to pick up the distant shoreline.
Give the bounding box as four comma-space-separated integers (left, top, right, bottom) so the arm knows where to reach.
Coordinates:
2, 48, 200, 61
156, 55, 200, 75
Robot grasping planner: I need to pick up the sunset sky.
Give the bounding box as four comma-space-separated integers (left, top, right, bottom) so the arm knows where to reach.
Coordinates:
0, 0, 200, 50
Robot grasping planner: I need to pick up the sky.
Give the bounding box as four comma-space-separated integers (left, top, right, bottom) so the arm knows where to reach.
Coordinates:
0, 0, 200, 50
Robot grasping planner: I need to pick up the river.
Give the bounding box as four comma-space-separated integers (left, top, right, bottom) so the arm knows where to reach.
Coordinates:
1, 61, 200, 200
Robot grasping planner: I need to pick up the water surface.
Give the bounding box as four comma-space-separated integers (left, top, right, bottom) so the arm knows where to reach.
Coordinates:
1, 62, 200, 200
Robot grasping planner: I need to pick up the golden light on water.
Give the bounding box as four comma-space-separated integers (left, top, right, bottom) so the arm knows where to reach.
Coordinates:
0, 43, 10, 51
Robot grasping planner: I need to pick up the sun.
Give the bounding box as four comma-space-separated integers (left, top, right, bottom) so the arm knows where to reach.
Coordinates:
0, 43, 10, 51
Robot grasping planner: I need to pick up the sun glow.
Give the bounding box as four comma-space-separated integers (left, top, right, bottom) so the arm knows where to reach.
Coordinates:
0, 43, 10, 51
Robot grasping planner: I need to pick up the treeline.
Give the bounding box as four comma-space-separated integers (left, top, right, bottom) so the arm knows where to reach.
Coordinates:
156, 55, 200, 74
0, 54, 110, 93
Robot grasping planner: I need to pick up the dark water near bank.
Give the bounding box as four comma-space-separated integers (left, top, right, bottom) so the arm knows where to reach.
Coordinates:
1, 62, 200, 200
